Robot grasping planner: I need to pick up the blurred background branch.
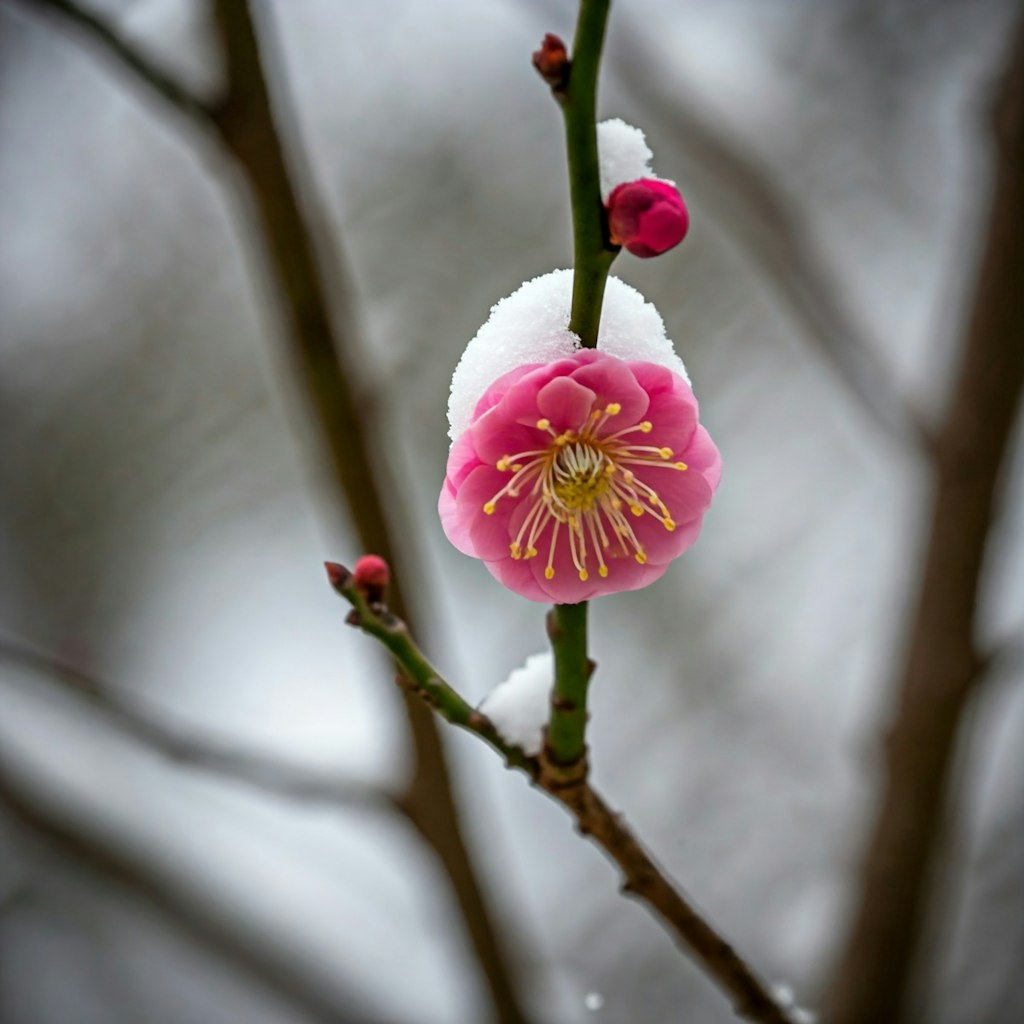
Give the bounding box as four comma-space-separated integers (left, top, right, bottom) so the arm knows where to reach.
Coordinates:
0, 752, 394, 1024
7, 1, 533, 1021
0, 635, 401, 814
826, 11, 1024, 1021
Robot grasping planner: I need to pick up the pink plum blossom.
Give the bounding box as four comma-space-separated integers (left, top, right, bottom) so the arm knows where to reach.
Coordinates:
607, 178, 689, 258
439, 350, 721, 604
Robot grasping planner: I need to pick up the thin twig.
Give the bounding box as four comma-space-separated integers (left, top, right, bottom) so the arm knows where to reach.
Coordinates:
0, 635, 399, 814
826, 14, 1024, 1022
0, 754, 392, 1024
13, 3, 535, 1019
326, 562, 801, 1024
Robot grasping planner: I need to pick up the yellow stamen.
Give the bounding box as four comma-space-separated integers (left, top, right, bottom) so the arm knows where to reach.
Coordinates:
482, 396, 693, 586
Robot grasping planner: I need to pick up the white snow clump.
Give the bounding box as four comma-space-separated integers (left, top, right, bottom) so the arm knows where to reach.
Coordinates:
597, 118, 673, 201
477, 651, 554, 756
447, 269, 690, 441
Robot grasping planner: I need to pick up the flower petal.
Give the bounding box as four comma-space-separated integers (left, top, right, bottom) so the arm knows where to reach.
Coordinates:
537, 376, 598, 432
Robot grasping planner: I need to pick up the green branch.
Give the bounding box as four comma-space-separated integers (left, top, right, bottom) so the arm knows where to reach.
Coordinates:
326, 564, 537, 775
535, 0, 616, 772
546, 603, 592, 770
563, 0, 616, 347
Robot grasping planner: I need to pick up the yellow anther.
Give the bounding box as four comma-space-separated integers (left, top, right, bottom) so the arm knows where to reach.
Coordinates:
605, 402, 622, 415
662, 518, 677, 531
598, 566, 609, 578
510, 542, 521, 558
526, 547, 538, 559
659, 447, 673, 459
555, 433, 571, 446
638, 421, 653, 433
634, 551, 648, 565
674, 461, 688, 471
512, 463, 524, 471
544, 566, 555, 580
630, 505, 644, 517
605, 463, 616, 475
496, 456, 510, 471
536, 418, 550, 430
578, 569, 589, 581
483, 501, 496, 515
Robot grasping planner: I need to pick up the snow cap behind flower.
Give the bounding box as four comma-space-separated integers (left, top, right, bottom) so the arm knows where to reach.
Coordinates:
599, 119, 670, 202
447, 270, 690, 441
478, 651, 553, 756
596, 276, 689, 382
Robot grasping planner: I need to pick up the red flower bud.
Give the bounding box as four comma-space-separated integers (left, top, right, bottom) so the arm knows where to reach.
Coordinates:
606, 179, 689, 258
352, 554, 390, 603
532, 34, 569, 92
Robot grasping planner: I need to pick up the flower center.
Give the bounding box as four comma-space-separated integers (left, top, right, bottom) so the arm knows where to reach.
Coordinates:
483, 401, 689, 582
551, 442, 610, 514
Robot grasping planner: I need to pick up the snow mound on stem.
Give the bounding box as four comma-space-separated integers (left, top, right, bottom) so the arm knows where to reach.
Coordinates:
447, 270, 689, 441
478, 652, 553, 756
597, 119, 675, 202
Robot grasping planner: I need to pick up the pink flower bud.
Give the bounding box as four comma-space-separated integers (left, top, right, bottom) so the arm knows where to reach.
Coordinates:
353, 554, 390, 603
606, 179, 689, 258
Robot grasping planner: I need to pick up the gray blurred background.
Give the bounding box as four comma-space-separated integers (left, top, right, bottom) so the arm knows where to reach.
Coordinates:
1, 1, 1022, 1022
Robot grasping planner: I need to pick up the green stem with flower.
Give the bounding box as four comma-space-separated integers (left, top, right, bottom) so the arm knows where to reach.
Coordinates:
544, 0, 618, 770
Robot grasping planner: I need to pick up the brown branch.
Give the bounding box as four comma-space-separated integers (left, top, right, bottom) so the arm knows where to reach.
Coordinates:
13, 2, 534, 1020
0, 635, 399, 814
555, 784, 798, 1024
206, 6, 533, 1020
826, 15, 1024, 1023
0, 753, 394, 1024
328, 564, 804, 1024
